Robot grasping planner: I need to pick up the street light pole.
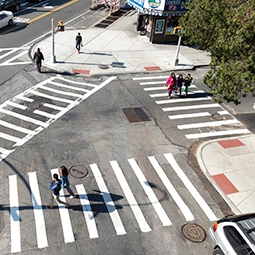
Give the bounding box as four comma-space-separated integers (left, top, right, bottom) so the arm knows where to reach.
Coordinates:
51, 18, 56, 63
174, 36, 181, 66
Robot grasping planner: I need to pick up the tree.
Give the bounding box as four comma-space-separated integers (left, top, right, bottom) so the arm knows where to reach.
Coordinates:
179, 0, 255, 104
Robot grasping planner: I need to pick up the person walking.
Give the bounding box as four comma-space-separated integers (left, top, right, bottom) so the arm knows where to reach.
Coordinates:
33, 48, 44, 73
50, 173, 69, 208
75, 32, 83, 54
175, 74, 184, 96
164, 72, 176, 99
59, 166, 77, 199
184, 73, 193, 95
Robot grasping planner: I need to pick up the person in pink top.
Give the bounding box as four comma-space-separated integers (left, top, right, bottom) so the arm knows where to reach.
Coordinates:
164, 72, 176, 99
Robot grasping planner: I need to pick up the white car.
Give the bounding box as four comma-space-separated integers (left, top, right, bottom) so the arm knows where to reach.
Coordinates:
0, 10, 13, 29
209, 213, 255, 255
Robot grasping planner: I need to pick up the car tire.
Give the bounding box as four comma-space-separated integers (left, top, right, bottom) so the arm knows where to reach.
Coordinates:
213, 248, 224, 255
8, 19, 13, 26
15, 4, 20, 12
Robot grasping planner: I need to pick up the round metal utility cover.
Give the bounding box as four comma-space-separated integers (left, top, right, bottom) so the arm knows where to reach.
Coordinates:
98, 65, 109, 69
27, 101, 40, 110
212, 113, 225, 121
69, 165, 88, 179
181, 223, 206, 243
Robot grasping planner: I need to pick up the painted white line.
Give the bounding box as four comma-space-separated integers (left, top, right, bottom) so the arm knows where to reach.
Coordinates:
186, 129, 251, 139
0, 108, 48, 127
6, 101, 27, 110
49, 81, 89, 92
9, 175, 21, 253
27, 90, 75, 104
14, 126, 44, 147
28, 172, 48, 248
42, 103, 65, 111
0, 148, 15, 161
140, 81, 165, 86
90, 163, 127, 235
110, 160, 151, 233
168, 112, 211, 120
33, 109, 57, 119
128, 158, 172, 226
156, 97, 210, 104
0, 62, 31, 66
149, 90, 205, 98
149, 92, 168, 97
133, 76, 169, 81
55, 77, 96, 87
162, 103, 219, 112
164, 153, 218, 221
218, 110, 229, 115
0, 132, 22, 143
0, 48, 19, 60
0, 120, 36, 135
50, 169, 75, 243
39, 85, 82, 98
14, 95, 34, 102
144, 87, 166, 91
0, 146, 14, 154
148, 156, 194, 221
3, 51, 28, 64
178, 119, 240, 130
75, 184, 99, 239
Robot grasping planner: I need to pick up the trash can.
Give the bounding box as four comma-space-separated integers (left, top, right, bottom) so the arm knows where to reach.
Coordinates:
58, 25, 64, 31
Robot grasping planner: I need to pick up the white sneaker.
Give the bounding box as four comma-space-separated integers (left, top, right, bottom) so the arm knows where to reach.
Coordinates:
70, 195, 76, 199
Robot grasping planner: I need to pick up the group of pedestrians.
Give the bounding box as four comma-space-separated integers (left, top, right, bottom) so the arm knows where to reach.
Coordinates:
164, 72, 193, 99
49, 166, 77, 209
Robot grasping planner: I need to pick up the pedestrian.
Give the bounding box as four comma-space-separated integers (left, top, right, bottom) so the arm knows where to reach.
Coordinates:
33, 48, 44, 73
164, 72, 176, 99
75, 32, 83, 54
59, 166, 77, 199
50, 173, 69, 208
175, 74, 184, 96
184, 73, 193, 95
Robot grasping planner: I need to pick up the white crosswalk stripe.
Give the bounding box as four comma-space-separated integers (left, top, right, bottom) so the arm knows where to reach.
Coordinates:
0, 76, 117, 161
6, 153, 219, 253
0, 47, 30, 66
132, 75, 251, 139
50, 169, 75, 243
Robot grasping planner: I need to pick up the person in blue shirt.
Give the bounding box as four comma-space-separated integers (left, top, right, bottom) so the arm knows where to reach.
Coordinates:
50, 173, 69, 208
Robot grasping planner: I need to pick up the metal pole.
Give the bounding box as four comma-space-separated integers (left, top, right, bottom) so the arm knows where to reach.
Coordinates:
174, 36, 181, 66
51, 18, 56, 63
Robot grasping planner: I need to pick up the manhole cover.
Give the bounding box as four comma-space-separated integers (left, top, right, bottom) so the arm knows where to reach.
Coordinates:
212, 113, 225, 120
69, 165, 88, 179
181, 223, 206, 243
123, 107, 151, 122
98, 65, 109, 69
26, 101, 40, 110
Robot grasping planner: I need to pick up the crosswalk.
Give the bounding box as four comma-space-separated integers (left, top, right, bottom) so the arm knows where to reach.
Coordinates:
0, 47, 31, 66
133, 75, 250, 139
0, 76, 116, 161
8, 153, 219, 253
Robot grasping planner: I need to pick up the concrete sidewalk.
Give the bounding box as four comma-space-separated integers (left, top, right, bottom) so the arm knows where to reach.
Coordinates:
197, 135, 255, 215
32, 9, 211, 76
32, 8, 255, 216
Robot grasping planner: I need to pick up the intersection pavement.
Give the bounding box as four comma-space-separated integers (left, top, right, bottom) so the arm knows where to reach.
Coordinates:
31, 8, 255, 216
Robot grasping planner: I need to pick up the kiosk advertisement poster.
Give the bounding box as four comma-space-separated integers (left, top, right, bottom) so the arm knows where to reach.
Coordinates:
155, 19, 165, 34
164, 0, 188, 13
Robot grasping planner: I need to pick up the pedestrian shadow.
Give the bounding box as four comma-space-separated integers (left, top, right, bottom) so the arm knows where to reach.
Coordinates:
83, 52, 113, 56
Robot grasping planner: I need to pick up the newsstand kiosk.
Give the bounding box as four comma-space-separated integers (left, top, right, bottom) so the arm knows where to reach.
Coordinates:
127, 0, 188, 43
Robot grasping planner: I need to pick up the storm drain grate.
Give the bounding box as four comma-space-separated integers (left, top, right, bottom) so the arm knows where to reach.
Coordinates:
123, 107, 151, 122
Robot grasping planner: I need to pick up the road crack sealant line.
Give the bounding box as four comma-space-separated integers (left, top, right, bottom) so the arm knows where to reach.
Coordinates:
0, 0, 79, 35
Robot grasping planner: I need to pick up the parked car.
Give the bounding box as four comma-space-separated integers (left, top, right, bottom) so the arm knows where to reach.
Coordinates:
26, 0, 42, 2
209, 213, 255, 255
0, 10, 13, 29
0, 0, 20, 12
